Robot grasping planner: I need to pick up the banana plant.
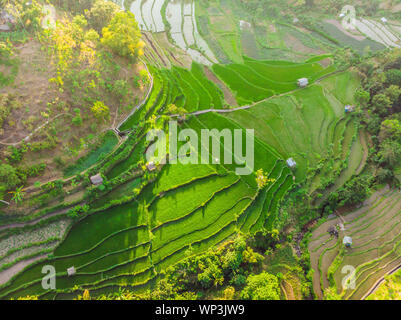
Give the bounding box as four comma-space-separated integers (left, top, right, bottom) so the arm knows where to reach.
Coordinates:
9, 186, 25, 204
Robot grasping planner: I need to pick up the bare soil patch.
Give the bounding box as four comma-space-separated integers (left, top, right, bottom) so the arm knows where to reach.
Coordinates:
0, 41, 63, 144
203, 66, 238, 107
0, 254, 45, 286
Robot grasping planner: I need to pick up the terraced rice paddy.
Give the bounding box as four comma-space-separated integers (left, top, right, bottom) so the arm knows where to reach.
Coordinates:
355, 18, 401, 48
129, 0, 217, 65
212, 56, 335, 105
0, 2, 371, 297
0, 45, 365, 299
0, 128, 293, 298
309, 188, 401, 300
4, 0, 401, 302
321, 21, 386, 54
225, 71, 363, 187
119, 63, 225, 131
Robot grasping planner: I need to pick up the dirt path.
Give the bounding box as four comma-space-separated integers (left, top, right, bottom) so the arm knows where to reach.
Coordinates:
283, 279, 296, 300
168, 105, 253, 118
0, 254, 46, 286
362, 263, 401, 300
116, 60, 154, 131
0, 203, 78, 232
0, 113, 72, 146
203, 66, 238, 107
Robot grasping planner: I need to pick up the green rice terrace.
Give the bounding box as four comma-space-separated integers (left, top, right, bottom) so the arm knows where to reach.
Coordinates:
309, 188, 401, 300
0, 0, 401, 301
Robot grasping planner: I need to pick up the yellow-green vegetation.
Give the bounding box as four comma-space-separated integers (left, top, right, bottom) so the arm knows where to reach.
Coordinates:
101, 11, 145, 60
0, 0, 147, 208
309, 189, 401, 300
367, 269, 401, 300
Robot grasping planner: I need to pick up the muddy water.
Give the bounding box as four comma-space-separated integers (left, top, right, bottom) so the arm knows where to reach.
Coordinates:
142, 0, 156, 32
130, 0, 146, 30
153, 0, 166, 32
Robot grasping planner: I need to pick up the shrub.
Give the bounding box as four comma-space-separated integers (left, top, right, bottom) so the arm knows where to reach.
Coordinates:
91, 101, 110, 121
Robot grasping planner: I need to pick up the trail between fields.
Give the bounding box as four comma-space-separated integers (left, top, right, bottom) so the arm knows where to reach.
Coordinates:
0, 67, 341, 285
0, 254, 46, 286
115, 60, 154, 132
0, 202, 82, 232
167, 72, 341, 119
361, 263, 401, 300
0, 113, 72, 146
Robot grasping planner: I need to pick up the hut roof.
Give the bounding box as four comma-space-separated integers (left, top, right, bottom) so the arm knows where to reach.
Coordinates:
67, 266, 76, 276
90, 174, 103, 186
345, 105, 355, 112
297, 78, 309, 87
343, 236, 353, 245
286, 158, 297, 168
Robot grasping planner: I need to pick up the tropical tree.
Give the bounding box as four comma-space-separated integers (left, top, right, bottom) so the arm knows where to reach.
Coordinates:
384, 85, 401, 105
86, 0, 119, 33
101, 11, 145, 61
386, 69, 401, 86
372, 94, 392, 116
378, 140, 401, 168
355, 89, 370, 108
91, 101, 110, 121
255, 169, 275, 189
241, 272, 281, 300
379, 119, 401, 141
82, 289, 91, 300
323, 287, 342, 300
9, 186, 25, 204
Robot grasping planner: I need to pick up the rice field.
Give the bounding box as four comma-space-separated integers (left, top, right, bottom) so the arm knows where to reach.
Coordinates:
0, 111, 294, 298
309, 188, 401, 300
64, 130, 119, 178
225, 71, 361, 187
321, 21, 385, 54
129, 0, 217, 65
119, 63, 225, 131
212, 56, 334, 105
0, 46, 367, 299
355, 18, 401, 48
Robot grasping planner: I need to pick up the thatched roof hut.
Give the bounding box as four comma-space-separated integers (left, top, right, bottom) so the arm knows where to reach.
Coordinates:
297, 78, 309, 88
343, 236, 353, 247
67, 266, 76, 276
90, 174, 103, 186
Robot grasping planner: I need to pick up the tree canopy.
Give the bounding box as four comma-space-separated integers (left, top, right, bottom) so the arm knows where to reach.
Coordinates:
241, 272, 281, 300
101, 11, 145, 61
